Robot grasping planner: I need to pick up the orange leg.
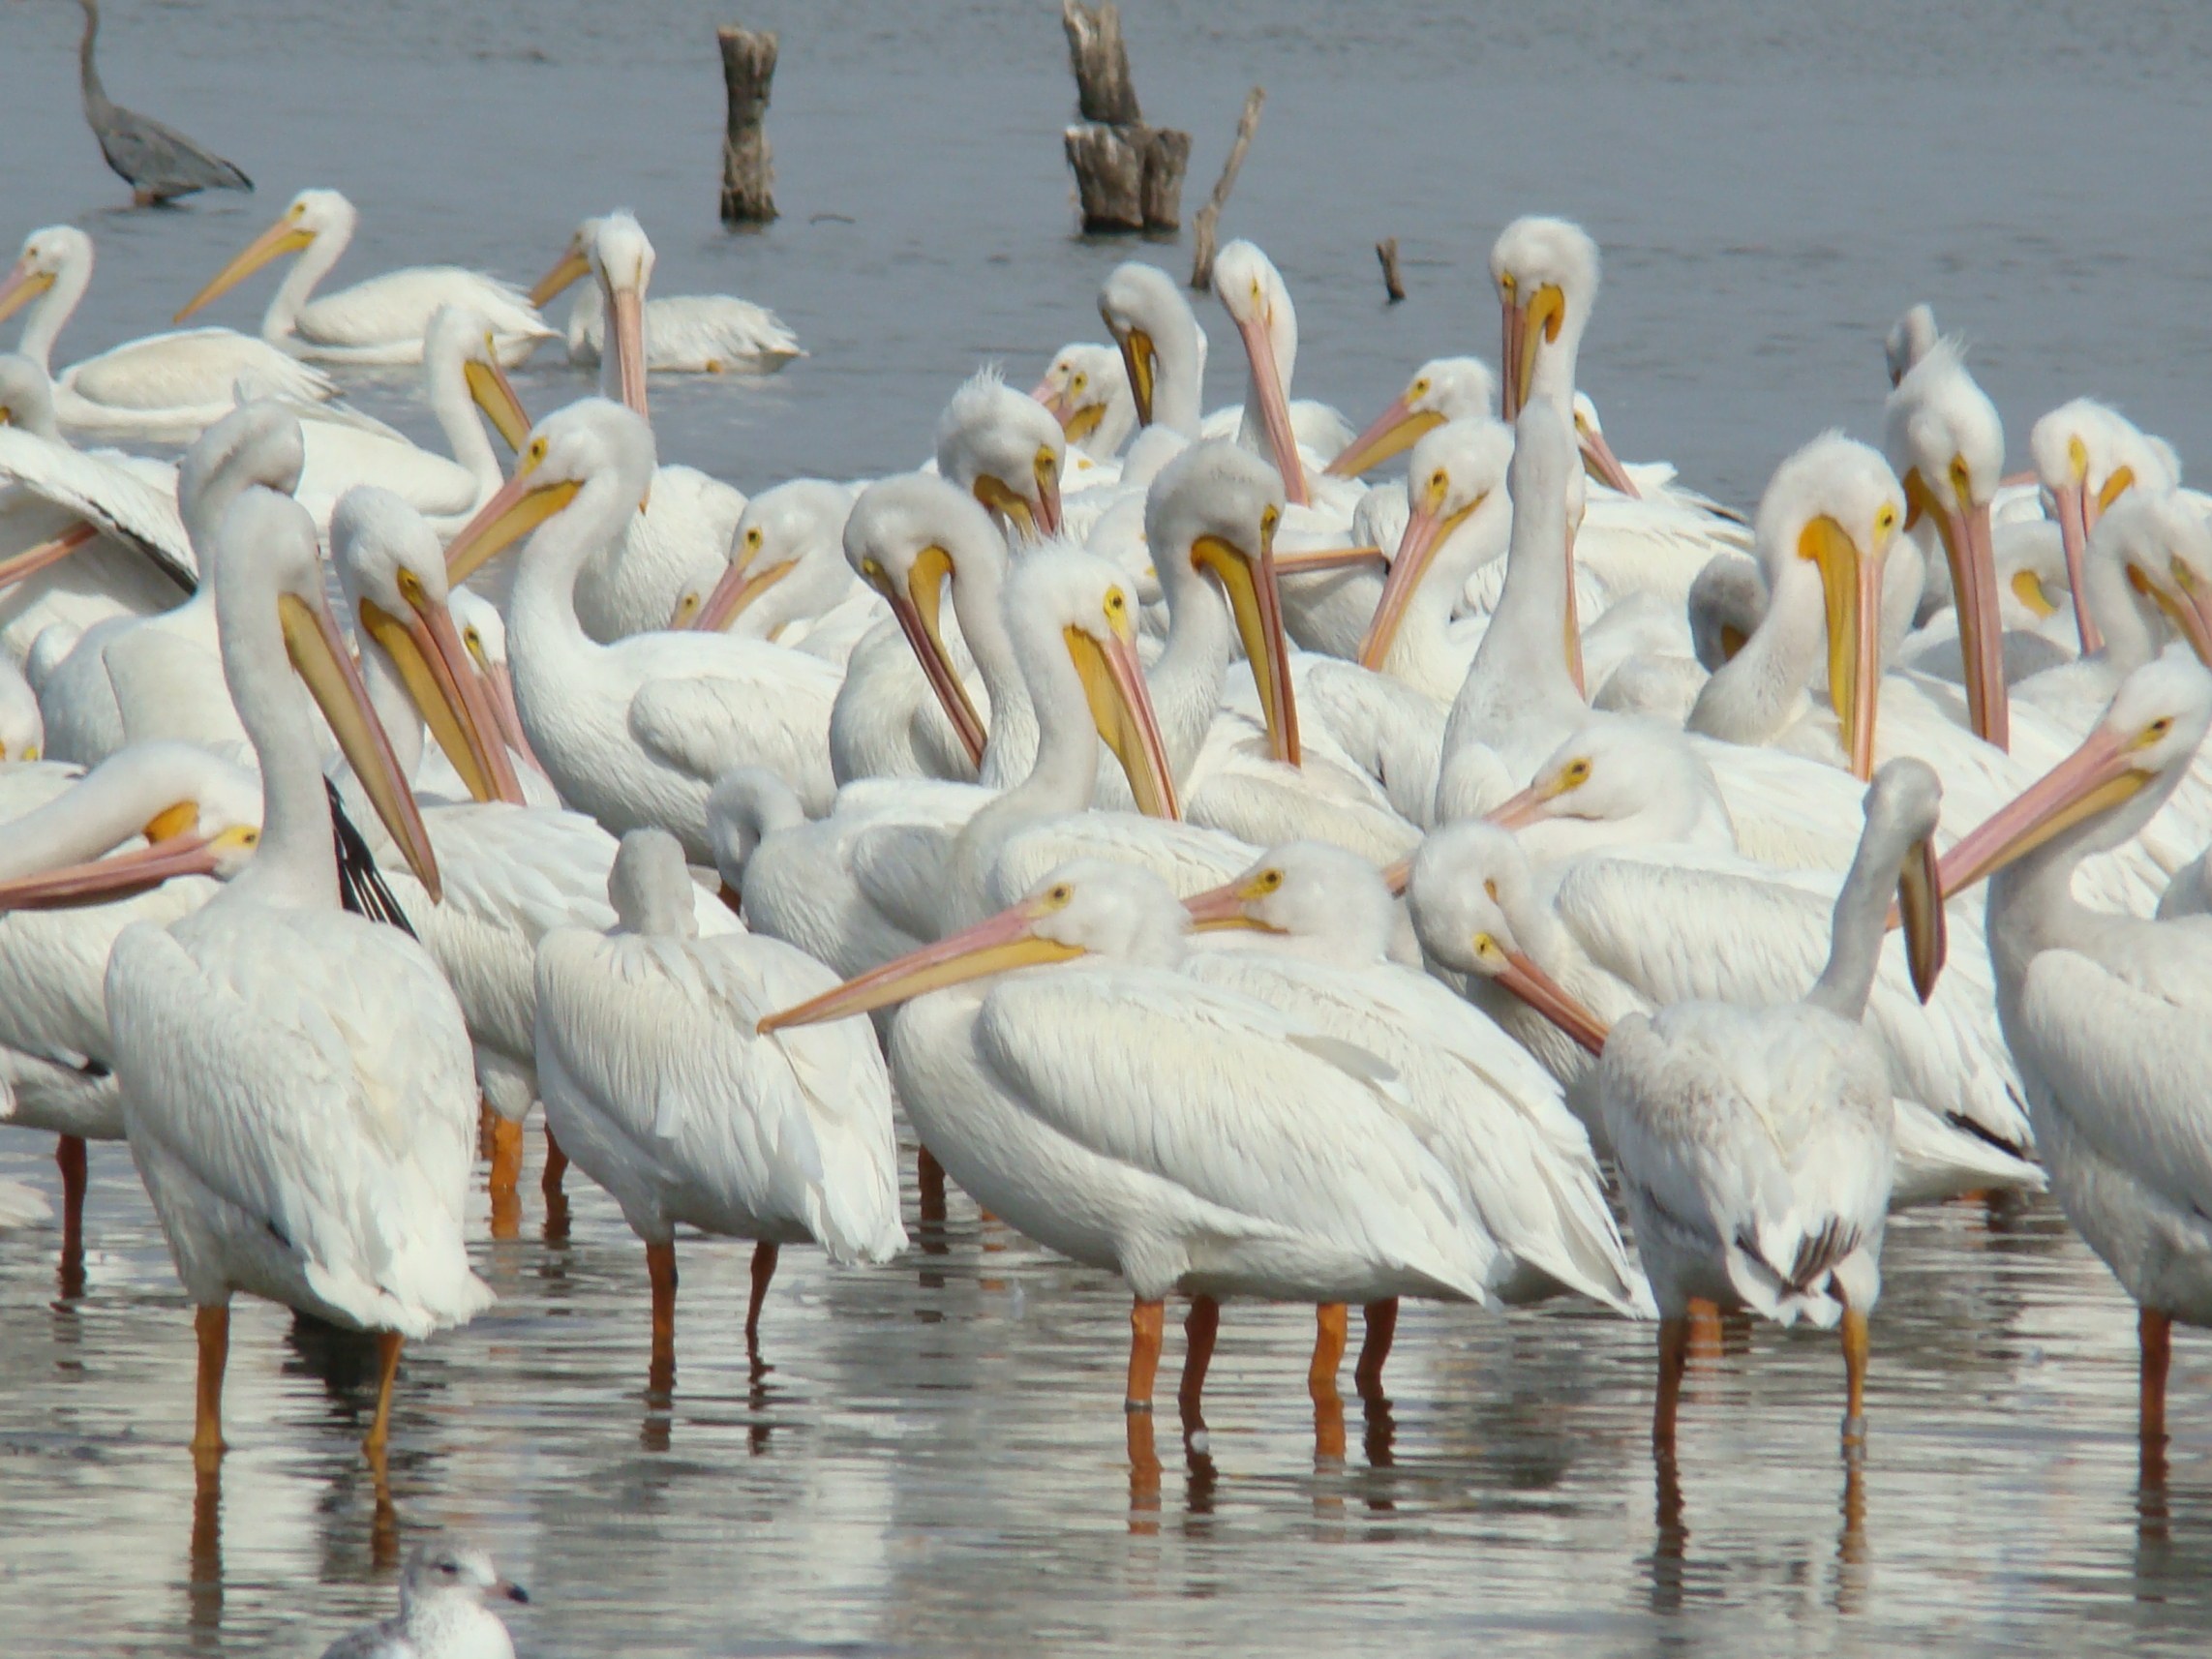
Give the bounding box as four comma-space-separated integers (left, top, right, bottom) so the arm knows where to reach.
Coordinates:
648, 1241, 678, 1395
55, 1134, 87, 1300
1127, 1297, 1165, 1411
363, 1332, 403, 1460
488, 1116, 524, 1241
1312, 1303, 1349, 1462
192, 1304, 229, 1466
746, 1241, 779, 1343
1179, 1295, 1221, 1433
1354, 1298, 1399, 1402
1685, 1296, 1723, 1358
2142, 1307, 2173, 1449
1654, 1315, 1689, 1453
541, 1123, 569, 1200
1840, 1306, 1870, 1439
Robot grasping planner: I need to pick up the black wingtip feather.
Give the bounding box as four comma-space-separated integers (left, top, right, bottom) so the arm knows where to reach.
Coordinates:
326, 778, 417, 940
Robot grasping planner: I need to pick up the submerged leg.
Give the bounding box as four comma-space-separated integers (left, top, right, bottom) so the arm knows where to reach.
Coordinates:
1127, 1297, 1165, 1412
648, 1241, 678, 1393
488, 1116, 525, 1240
1840, 1305, 1870, 1441
192, 1303, 229, 1465
541, 1123, 569, 1200
2142, 1307, 2173, 1449
1654, 1315, 1689, 1453
746, 1241, 779, 1344
1179, 1295, 1221, 1433
1685, 1296, 1722, 1356
56, 1134, 88, 1299
1354, 1298, 1399, 1402
363, 1332, 403, 1460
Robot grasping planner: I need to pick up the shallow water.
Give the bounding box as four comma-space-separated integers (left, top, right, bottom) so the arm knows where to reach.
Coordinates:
2, 1125, 2210, 1655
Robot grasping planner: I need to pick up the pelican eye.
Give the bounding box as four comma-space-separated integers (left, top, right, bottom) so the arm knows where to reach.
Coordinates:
482, 331, 498, 355
861, 557, 885, 581
1259, 504, 1280, 536
1071, 374, 1086, 394
1035, 448, 1058, 480
20, 745, 37, 762
464, 627, 481, 649
1875, 505, 1897, 535
396, 568, 427, 609
674, 594, 699, 621
1431, 469, 1448, 495
528, 437, 548, 464
1949, 455, 1973, 501
2068, 434, 2089, 479
1104, 588, 1127, 618
1040, 883, 1075, 911
1470, 931, 1506, 965
2146, 717, 2174, 740
745, 526, 764, 551
1258, 868, 1284, 890
1562, 758, 1591, 786
1410, 377, 1430, 398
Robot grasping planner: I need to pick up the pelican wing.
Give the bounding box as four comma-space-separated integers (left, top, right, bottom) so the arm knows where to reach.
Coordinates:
106, 910, 489, 1335
848, 821, 959, 944
294, 268, 548, 351
1556, 851, 2031, 1151
628, 651, 840, 814
987, 815, 1257, 909
63, 328, 337, 410
0, 429, 194, 589
974, 966, 1498, 1300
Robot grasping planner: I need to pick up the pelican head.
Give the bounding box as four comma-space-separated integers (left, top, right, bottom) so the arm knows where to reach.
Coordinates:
448, 586, 534, 772
2029, 398, 2181, 654
585, 210, 654, 418
1569, 391, 1640, 498
1491, 216, 1598, 424
2093, 489, 2212, 667
0, 354, 58, 440
1328, 355, 1498, 480
1031, 343, 1131, 450
1146, 440, 1296, 763
1009, 545, 1179, 820
759, 859, 1187, 1033
176, 188, 357, 322
529, 217, 600, 308
0, 226, 93, 351
1884, 338, 2007, 746
1183, 840, 1397, 966
424, 304, 532, 453
332, 487, 521, 805
444, 399, 654, 589
1359, 417, 1514, 672
1752, 433, 1903, 780
682, 478, 855, 634
936, 369, 1064, 543
609, 828, 701, 940
177, 399, 307, 554
1686, 551, 1767, 671
219, 487, 440, 899
843, 471, 1003, 769
1210, 239, 1306, 506
1884, 303, 1938, 387
1100, 260, 1205, 435
1486, 716, 1736, 858
1407, 820, 1609, 1056
1939, 648, 2212, 897
0, 742, 263, 906
396, 1536, 528, 1619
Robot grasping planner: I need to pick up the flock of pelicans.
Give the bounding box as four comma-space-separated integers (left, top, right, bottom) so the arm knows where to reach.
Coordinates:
4, 187, 2212, 1629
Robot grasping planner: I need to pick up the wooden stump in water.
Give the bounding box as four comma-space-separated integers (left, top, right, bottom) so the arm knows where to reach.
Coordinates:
1190, 85, 1265, 290
1060, 0, 1189, 233
717, 25, 778, 226
1377, 236, 1407, 302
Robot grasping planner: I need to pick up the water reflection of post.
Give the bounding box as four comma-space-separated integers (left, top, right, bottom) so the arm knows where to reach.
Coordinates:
642, 1242, 676, 1452
1834, 1444, 1867, 1614
367, 1443, 399, 1570
540, 1126, 571, 1245
1648, 1450, 1688, 1615
2139, 1313, 2171, 1554
1361, 1392, 1397, 1513
55, 1134, 88, 1301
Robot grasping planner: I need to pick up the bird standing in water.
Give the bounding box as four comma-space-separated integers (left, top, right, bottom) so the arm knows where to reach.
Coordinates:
73, 0, 253, 206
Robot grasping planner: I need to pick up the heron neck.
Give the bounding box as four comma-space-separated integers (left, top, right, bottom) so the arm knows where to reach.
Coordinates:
77, 1, 110, 118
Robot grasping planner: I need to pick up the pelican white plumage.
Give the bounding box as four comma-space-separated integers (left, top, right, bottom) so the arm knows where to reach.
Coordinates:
1180, 840, 1651, 1395
1928, 651, 2212, 1454
936, 369, 1067, 544
37, 399, 305, 769
1592, 758, 1942, 1451
105, 484, 488, 1463
0, 653, 40, 759
761, 858, 1499, 1447
442, 400, 838, 860
1205, 240, 1355, 513
1033, 342, 1136, 458
1325, 356, 1498, 481
2027, 397, 2182, 655
0, 226, 338, 440
673, 478, 878, 666
0, 355, 195, 663
176, 188, 551, 366
533, 214, 803, 374
535, 828, 903, 1372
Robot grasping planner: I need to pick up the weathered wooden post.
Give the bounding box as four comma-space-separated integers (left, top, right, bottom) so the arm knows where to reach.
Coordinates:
1060, 0, 1189, 233
1190, 86, 1264, 290
718, 25, 778, 226
1377, 237, 1407, 302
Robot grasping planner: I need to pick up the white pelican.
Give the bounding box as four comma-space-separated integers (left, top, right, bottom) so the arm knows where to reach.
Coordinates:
535, 827, 903, 1376
0, 354, 196, 664
1885, 303, 1938, 386
532, 214, 804, 375
936, 369, 1066, 543
1593, 759, 1941, 1452
1100, 260, 1208, 441
1324, 356, 1497, 480
442, 400, 838, 857
0, 225, 337, 440
290, 304, 533, 537
318, 1535, 527, 1659
105, 484, 488, 1464
37, 399, 305, 768
761, 858, 1498, 1450
2028, 397, 2181, 654
1205, 240, 1355, 511
1929, 651, 2212, 1456
0, 652, 40, 759
1180, 840, 1651, 1396
448, 586, 542, 776
176, 188, 551, 365
673, 478, 878, 667
1033, 342, 1136, 458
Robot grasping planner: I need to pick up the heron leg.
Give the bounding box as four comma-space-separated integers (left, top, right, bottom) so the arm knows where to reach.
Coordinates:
648, 1242, 678, 1395
192, 1303, 229, 1466
363, 1333, 403, 1460
1654, 1315, 1690, 1453
1127, 1296, 1165, 1412
1179, 1295, 1220, 1434
746, 1241, 778, 1344
2142, 1308, 2173, 1449
56, 1134, 88, 1299
1354, 1298, 1399, 1402
1841, 1305, 1870, 1441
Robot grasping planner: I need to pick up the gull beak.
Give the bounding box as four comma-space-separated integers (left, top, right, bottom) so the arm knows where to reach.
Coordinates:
529, 245, 591, 309
691, 551, 798, 633
1800, 513, 1884, 781
176, 209, 316, 321
1324, 395, 1445, 479
1575, 413, 1642, 499
1113, 324, 1158, 428
610, 284, 649, 418
357, 585, 523, 805
1192, 518, 1300, 768
1358, 487, 1479, 671
1907, 468, 2006, 750
1181, 872, 1287, 931
868, 545, 987, 769
1066, 596, 1180, 820
0, 257, 55, 324
1935, 722, 2150, 899
0, 810, 240, 912
1233, 311, 1308, 507
759, 893, 1085, 1032
444, 453, 581, 588
463, 354, 533, 455
2050, 476, 2103, 654
279, 591, 441, 900
0, 521, 98, 591
1479, 932, 1609, 1057
1896, 830, 1946, 1003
